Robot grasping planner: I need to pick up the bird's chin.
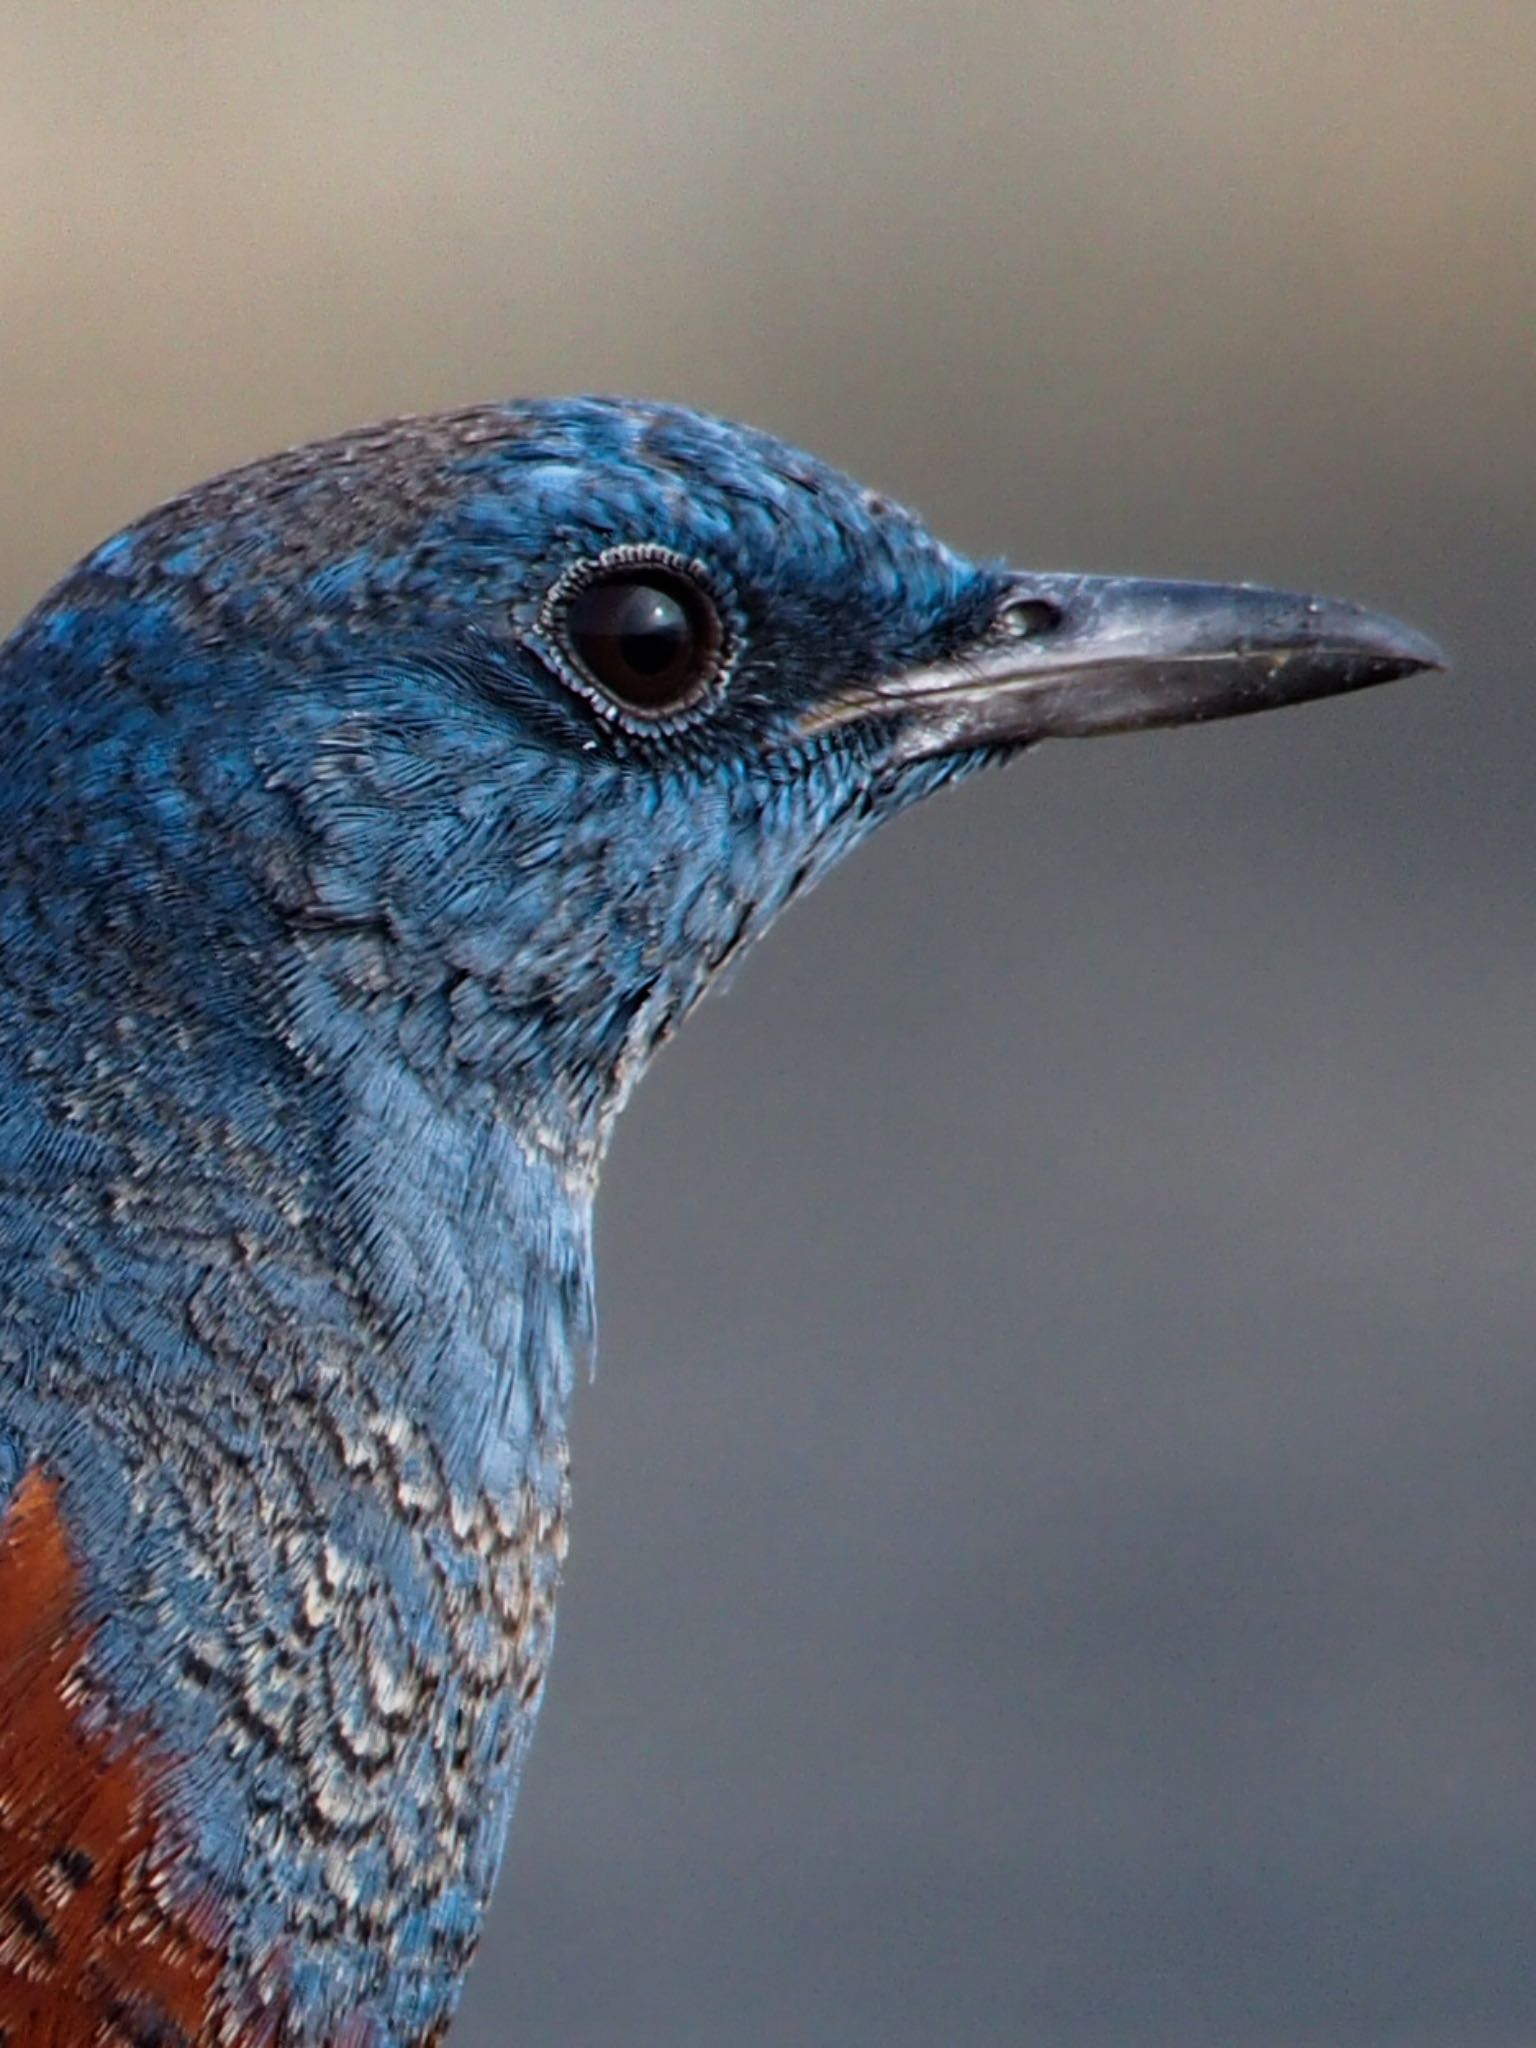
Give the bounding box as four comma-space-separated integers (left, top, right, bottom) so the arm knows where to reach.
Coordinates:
802, 574, 1445, 764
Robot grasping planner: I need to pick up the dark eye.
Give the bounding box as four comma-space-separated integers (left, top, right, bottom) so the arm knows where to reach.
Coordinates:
560, 565, 723, 717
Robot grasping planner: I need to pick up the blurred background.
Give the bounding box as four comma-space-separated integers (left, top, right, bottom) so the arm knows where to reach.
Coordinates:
2, 4, 1532, 2043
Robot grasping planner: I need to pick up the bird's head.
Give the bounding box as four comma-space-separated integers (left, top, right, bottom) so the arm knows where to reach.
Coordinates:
14, 397, 1440, 1163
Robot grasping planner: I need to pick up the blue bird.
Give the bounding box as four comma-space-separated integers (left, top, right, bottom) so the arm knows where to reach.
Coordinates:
0, 398, 1439, 2045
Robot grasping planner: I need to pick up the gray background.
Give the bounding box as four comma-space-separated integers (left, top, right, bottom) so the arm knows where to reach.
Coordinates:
2, 5, 1532, 2043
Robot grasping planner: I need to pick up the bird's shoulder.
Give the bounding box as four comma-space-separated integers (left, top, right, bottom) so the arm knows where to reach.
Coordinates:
0, 1457, 234, 2044
0, 1454, 465, 2045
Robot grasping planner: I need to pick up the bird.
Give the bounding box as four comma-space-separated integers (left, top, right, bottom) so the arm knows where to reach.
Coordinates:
0, 396, 1441, 2047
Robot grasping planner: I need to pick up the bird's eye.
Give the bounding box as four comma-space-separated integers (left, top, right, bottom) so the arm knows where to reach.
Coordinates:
559, 564, 723, 718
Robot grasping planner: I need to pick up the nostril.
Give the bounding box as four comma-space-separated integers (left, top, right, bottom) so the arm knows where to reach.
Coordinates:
996, 595, 1064, 640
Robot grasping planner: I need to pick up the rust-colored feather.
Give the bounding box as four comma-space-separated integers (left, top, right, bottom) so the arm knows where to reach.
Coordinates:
0, 1466, 227, 2047
0, 1471, 443, 2048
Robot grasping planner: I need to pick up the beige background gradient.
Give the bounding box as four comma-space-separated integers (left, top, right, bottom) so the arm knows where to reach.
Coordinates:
3, 5, 1534, 2044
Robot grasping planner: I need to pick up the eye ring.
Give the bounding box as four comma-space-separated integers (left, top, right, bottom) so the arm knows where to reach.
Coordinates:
536, 546, 737, 730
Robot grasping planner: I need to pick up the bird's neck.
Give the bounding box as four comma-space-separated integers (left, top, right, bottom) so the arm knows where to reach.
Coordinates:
0, 755, 599, 2036
279, 979, 599, 1502
0, 849, 597, 1510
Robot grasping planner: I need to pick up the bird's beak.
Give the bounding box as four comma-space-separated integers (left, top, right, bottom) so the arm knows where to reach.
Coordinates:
806, 574, 1446, 762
